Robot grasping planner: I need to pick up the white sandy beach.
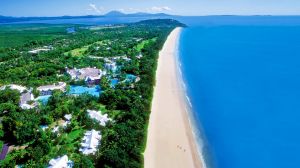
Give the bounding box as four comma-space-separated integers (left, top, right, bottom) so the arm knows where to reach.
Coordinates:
144, 27, 203, 168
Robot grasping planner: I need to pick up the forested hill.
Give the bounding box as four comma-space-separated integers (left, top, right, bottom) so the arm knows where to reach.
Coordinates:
135, 19, 187, 27
0, 19, 184, 167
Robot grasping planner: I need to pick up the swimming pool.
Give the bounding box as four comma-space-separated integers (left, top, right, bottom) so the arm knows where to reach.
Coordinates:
111, 78, 119, 87
68, 85, 101, 97
36, 95, 51, 105
125, 74, 137, 82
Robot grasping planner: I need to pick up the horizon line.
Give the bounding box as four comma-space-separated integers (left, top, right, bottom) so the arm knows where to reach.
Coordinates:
2, 13, 300, 18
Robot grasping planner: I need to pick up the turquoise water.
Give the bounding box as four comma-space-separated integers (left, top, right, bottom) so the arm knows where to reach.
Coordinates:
36, 95, 51, 105
110, 75, 135, 87
111, 79, 119, 87
180, 25, 300, 168
68, 85, 101, 97
125, 74, 137, 82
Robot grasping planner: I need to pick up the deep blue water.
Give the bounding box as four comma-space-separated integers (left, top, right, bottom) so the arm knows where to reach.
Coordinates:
179, 25, 300, 168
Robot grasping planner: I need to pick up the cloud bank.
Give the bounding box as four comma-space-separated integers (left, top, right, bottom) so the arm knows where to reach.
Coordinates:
88, 4, 103, 14
150, 6, 172, 12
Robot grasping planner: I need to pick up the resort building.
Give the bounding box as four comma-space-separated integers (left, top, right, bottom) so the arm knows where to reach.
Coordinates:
0, 84, 27, 93
29, 46, 53, 54
105, 62, 117, 72
63, 114, 72, 127
0, 85, 37, 109
136, 53, 143, 59
87, 110, 111, 126
37, 82, 67, 96
52, 126, 60, 133
79, 130, 101, 155
64, 114, 72, 121
66, 67, 103, 85
111, 56, 131, 62
48, 155, 73, 168
20, 92, 36, 110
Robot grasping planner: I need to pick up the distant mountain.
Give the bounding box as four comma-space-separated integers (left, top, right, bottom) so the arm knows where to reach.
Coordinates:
105, 11, 126, 17
0, 11, 172, 24
104, 11, 171, 17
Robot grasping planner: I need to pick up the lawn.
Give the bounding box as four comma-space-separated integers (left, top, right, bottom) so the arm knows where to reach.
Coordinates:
64, 41, 103, 57
66, 46, 89, 57
136, 37, 157, 51
67, 129, 84, 142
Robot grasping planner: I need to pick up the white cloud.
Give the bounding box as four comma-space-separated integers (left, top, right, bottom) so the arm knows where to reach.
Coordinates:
149, 6, 172, 12
88, 4, 103, 14
116, 8, 141, 14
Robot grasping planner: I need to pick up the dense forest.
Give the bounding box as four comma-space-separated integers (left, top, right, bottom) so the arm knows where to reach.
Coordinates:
0, 19, 185, 167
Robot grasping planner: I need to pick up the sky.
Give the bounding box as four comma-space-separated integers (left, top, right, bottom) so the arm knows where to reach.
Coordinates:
1, 0, 300, 17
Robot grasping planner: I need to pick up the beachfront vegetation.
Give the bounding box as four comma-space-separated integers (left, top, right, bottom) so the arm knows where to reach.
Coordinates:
0, 19, 185, 167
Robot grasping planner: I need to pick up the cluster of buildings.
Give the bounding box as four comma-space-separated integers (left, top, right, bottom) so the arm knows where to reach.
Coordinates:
0, 82, 67, 110
77, 110, 111, 155
0, 84, 36, 110
40, 114, 72, 134
66, 67, 104, 85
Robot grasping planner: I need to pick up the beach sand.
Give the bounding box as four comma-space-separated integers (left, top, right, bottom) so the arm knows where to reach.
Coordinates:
144, 27, 203, 168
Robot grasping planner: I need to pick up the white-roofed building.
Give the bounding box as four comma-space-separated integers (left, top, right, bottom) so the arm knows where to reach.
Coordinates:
87, 110, 111, 126
79, 130, 101, 155
0, 84, 27, 93
136, 53, 143, 59
64, 114, 72, 121
20, 103, 36, 110
105, 62, 117, 72
37, 82, 67, 96
29, 46, 53, 54
52, 126, 60, 133
20, 92, 36, 110
0, 85, 37, 109
48, 155, 73, 168
66, 67, 103, 85
62, 121, 71, 128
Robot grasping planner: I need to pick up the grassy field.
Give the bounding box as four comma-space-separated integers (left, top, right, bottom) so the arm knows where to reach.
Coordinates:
64, 41, 103, 57
0, 24, 78, 49
66, 46, 90, 57
136, 37, 157, 51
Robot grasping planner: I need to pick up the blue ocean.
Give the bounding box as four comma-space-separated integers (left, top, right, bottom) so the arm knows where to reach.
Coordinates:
179, 22, 300, 168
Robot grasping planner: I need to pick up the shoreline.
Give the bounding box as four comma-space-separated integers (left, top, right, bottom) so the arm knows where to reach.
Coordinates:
174, 33, 207, 168
144, 27, 204, 168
